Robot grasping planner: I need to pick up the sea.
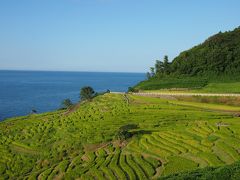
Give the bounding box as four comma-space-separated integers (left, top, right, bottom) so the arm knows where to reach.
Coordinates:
0, 70, 145, 121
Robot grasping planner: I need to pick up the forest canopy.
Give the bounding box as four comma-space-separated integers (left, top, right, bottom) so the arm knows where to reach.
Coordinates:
148, 27, 240, 79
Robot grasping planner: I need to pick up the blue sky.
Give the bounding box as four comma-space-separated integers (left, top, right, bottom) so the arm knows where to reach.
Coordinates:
0, 0, 239, 72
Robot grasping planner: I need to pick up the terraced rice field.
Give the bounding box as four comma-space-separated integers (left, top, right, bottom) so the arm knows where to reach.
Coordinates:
1, 93, 240, 179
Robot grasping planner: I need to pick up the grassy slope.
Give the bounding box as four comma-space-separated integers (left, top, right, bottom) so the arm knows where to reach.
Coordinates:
135, 27, 240, 93
160, 161, 240, 180
135, 77, 208, 90
135, 77, 240, 93
192, 82, 240, 93
1, 94, 240, 179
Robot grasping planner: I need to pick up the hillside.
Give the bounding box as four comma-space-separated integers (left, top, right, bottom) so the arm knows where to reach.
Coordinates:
161, 161, 240, 180
135, 27, 240, 91
171, 27, 240, 77
1, 93, 240, 179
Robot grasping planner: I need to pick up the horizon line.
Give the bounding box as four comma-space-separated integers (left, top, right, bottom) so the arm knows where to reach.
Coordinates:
0, 69, 146, 74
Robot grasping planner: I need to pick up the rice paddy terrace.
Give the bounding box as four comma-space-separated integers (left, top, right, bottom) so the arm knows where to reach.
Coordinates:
1, 93, 240, 179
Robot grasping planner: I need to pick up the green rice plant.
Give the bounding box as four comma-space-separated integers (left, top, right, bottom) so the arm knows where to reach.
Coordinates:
213, 131, 232, 140
38, 168, 53, 180
212, 145, 234, 164
55, 160, 69, 173
181, 153, 209, 167
198, 152, 225, 166
80, 173, 95, 180
201, 139, 214, 147
186, 128, 206, 139
2, 93, 240, 179
200, 124, 214, 134
89, 168, 105, 180
158, 134, 188, 153
47, 169, 59, 180
207, 135, 219, 142
162, 156, 198, 176
139, 137, 170, 158
96, 148, 106, 157
152, 134, 183, 154
160, 160, 240, 179
108, 150, 126, 179
220, 126, 237, 137
144, 156, 161, 168
100, 166, 116, 180
161, 132, 200, 153
119, 154, 136, 180
94, 156, 106, 169
194, 126, 211, 136
25, 171, 40, 180
214, 130, 240, 149
164, 131, 205, 152
183, 139, 210, 152
146, 136, 175, 155
85, 152, 96, 162
164, 131, 192, 140
126, 155, 147, 180
125, 141, 143, 154
133, 154, 156, 177
216, 141, 240, 161
78, 157, 97, 174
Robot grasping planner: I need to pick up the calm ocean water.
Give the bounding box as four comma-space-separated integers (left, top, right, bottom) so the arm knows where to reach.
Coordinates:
0, 70, 145, 121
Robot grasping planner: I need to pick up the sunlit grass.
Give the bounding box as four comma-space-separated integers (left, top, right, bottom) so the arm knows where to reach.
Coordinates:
1, 93, 240, 179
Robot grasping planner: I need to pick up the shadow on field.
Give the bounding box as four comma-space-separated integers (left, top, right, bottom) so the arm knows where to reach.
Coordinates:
131, 130, 152, 137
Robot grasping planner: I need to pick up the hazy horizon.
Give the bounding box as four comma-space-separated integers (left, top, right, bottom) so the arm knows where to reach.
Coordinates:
0, 69, 145, 73
0, 0, 240, 72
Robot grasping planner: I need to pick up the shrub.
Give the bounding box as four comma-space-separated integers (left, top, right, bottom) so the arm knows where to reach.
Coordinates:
80, 86, 95, 101
128, 87, 139, 93
115, 124, 138, 140
61, 99, 73, 109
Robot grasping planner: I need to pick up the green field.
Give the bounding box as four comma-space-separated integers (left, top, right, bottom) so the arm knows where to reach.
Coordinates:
135, 76, 240, 94
192, 82, 240, 93
1, 93, 240, 179
135, 77, 208, 91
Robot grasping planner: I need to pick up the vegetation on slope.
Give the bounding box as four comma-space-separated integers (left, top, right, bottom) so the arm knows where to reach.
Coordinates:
171, 27, 240, 77
1, 93, 240, 179
153, 27, 240, 78
134, 27, 240, 91
161, 160, 240, 180
135, 77, 208, 90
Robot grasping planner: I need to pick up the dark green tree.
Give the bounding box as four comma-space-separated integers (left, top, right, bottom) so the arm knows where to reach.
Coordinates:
128, 87, 138, 93
146, 72, 152, 80
31, 109, 37, 114
163, 55, 171, 74
62, 99, 73, 109
155, 60, 164, 76
115, 124, 138, 140
80, 86, 95, 101
150, 67, 155, 77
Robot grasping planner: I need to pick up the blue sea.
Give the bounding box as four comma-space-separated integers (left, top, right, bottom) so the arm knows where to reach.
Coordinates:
0, 70, 145, 121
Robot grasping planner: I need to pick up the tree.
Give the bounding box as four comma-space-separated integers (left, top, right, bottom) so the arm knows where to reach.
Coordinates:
146, 72, 151, 80
163, 55, 170, 74
155, 60, 164, 75
115, 124, 138, 141
62, 99, 73, 109
128, 87, 138, 93
80, 86, 95, 101
150, 67, 155, 77
31, 109, 37, 114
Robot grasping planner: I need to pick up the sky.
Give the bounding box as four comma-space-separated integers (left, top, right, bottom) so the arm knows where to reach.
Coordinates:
0, 0, 239, 73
